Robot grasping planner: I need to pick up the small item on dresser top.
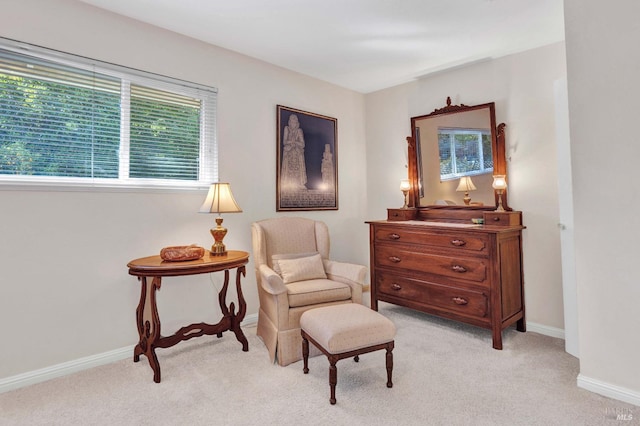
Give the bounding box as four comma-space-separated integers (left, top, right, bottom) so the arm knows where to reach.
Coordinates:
471, 218, 484, 224
159, 244, 205, 262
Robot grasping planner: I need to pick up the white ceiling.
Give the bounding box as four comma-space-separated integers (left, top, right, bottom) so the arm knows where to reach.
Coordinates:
78, 0, 565, 93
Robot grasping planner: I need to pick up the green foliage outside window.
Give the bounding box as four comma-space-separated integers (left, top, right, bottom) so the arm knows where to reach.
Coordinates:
129, 89, 200, 181
0, 73, 120, 177
0, 43, 216, 186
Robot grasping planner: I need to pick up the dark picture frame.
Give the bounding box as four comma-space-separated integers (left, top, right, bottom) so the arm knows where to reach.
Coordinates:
276, 105, 338, 211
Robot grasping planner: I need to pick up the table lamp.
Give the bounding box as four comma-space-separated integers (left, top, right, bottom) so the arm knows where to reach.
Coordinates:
400, 179, 411, 209
199, 182, 242, 255
492, 175, 507, 212
456, 176, 477, 205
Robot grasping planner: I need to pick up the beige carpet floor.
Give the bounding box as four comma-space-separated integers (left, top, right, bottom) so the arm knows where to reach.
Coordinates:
0, 303, 637, 426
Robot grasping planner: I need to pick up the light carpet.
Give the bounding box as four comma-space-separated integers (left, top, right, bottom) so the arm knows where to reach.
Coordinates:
0, 303, 637, 426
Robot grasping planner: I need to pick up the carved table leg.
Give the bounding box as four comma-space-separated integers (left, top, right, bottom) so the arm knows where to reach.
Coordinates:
215, 271, 230, 340
133, 276, 147, 363
218, 270, 230, 317
133, 276, 163, 383
231, 266, 249, 351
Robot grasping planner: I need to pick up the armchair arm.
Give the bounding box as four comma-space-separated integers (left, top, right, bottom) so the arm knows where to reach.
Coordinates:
258, 264, 288, 296
257, 264, 291, 331
323, 259, 367, 286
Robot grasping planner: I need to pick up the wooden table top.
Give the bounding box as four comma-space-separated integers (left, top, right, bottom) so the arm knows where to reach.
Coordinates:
127, 250, 249, 277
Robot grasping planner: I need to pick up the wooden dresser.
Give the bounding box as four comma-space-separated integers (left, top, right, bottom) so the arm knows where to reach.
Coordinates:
367, 212, 525, 349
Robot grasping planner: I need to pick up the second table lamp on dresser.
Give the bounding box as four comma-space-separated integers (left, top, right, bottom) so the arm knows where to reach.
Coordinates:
492, 175, 507, 212
400, 179, 411, 209
199, 182, 242, 255
456, 176, 477, 205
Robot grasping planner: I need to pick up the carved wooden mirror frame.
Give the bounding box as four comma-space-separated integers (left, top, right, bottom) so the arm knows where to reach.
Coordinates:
407, 97, 510, 215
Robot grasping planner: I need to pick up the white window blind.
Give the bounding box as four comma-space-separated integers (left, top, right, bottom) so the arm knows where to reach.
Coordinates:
0, 39, 217, 189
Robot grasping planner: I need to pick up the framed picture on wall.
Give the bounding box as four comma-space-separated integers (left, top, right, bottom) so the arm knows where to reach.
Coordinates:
276, 105, 338, 211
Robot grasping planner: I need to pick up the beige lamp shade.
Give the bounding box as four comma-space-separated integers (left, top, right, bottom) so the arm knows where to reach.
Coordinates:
456, 176, 477, 192
199, 183, 243, 214
456, 176, 476, 206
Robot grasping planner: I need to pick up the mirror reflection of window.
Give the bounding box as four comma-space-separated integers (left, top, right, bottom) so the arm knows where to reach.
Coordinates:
438, 127, 493, 180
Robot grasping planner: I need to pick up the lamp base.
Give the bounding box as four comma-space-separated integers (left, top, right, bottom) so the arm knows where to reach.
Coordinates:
210, 241, 227, 255
401, 190, 409, 209
209, 217, 228, 256
494, 191, 506, 212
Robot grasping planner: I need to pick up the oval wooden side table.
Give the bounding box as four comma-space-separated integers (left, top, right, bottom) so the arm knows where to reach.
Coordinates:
127, 250, 249, 383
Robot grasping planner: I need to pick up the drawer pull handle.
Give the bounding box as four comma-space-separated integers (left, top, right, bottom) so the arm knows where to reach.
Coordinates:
389, 233, 401, 240
452, 297, 468, 305
391, 283, 402, 291
388, 256, 401, 263
493, 217, 501, 222
450, 239, 466, 247
451, 265, 467, 273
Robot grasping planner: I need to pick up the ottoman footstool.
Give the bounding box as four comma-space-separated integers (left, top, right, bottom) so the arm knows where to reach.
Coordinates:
300, 303, 396, 405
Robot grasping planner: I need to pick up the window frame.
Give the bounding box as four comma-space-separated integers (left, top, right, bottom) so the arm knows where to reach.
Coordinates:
0, 38, 218, 192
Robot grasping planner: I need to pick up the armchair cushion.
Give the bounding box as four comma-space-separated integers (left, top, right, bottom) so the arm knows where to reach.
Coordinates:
276, 253, 327, 284
286, 279, 352, 308
271, 251, 320, 275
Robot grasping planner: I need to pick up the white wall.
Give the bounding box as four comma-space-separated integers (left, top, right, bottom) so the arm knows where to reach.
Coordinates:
0, 0, 367, 378
564, 0, 640, 402
365, 43, 568, 331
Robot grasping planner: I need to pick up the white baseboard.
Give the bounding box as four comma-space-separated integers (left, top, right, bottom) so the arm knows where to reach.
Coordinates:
526, 324, 640, 406
243, 312, 258, 327
0, 313, 258, 394
526, 321, 565, 340
0, 345, 134, 394
578, 374, 640, 407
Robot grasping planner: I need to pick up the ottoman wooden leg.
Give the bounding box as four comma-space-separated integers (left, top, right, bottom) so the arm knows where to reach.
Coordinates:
386, 342, 394, 388
302, 333, 310, 374
329, 357, 338, 405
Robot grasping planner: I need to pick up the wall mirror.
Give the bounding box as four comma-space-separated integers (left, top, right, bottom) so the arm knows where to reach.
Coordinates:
408, 97, 508, 210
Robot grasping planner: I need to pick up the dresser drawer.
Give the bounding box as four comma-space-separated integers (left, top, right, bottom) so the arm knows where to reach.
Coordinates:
376, 272, 488, 318
483, 211, 522, 226
373, 226, 488, 253
375, 245, 488, 284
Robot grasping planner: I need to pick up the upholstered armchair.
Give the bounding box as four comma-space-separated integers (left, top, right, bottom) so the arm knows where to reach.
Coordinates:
251, 217, 367, 366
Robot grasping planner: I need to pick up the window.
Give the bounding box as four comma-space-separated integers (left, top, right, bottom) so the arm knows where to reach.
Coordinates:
0, 39, 217, 189
438, 128, 493, 180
